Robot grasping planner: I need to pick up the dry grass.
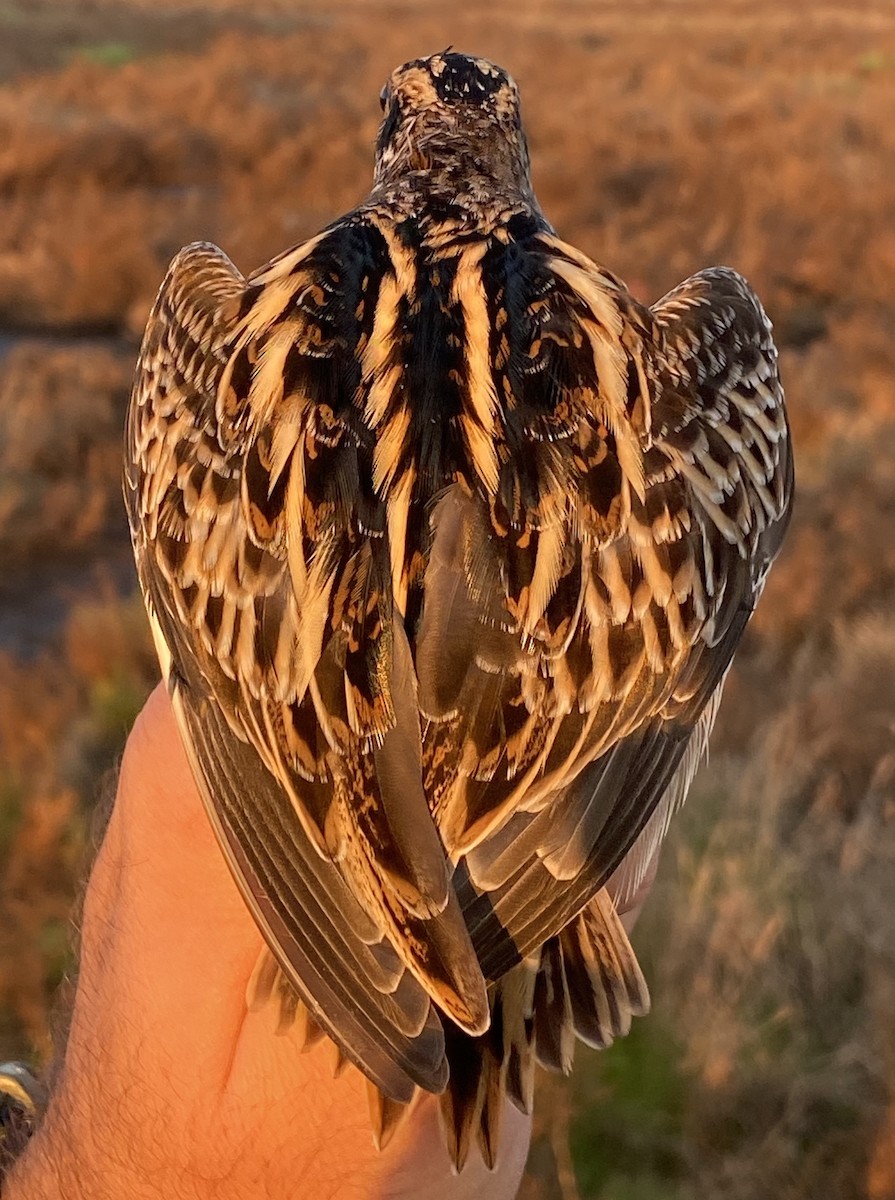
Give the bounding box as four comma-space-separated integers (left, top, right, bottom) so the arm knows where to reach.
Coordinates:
0, 340, 132, 566
0, 593, 156, 1060
0, 1, 892, 1194
650, 617, 893, 1198
520, 617, 895, 1199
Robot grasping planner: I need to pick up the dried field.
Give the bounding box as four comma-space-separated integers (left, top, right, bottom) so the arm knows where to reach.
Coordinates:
0, 1, 893, 1195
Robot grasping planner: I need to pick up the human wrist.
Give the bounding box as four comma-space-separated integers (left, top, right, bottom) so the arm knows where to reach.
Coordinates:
5, 1089, 99, 1200
5, 1117, 76, 1200
6, 1082, 230, 1200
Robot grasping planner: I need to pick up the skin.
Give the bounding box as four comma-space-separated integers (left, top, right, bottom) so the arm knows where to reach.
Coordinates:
6, 684, 531, 1200
6, 685, 653, 1200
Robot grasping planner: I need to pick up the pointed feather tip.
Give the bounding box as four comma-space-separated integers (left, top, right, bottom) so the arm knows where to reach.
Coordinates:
506, 1043, 535, 1117
284, 998, 326, 1051
245, 946, 280, 1013
274, 985, 299, 1036
436, 1076, 505, 1174
246, 950, 328, 1049
438, 1095, 474, 1175
366, 1080, 414, 1152
477, 1130, 498, 1172
475, 1058, 504, 1171
328, 1037, 351, 1079
436, 1019, 516, 1175
390, 890, 491, 1039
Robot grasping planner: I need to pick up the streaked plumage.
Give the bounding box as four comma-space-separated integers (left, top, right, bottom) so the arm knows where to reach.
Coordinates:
125, 52, 793, 1168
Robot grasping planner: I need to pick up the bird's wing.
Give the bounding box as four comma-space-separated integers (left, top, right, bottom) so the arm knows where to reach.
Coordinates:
419, 247, 793, 979
124, 237, 488, 1101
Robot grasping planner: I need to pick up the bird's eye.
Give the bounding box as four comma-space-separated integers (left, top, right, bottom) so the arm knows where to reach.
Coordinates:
379, 86, 389, 111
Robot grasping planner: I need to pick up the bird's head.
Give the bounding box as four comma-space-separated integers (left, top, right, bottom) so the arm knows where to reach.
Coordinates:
372, 52, 534, 205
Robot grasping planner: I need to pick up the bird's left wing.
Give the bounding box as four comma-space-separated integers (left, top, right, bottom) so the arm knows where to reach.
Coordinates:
124, 237, 486, 1101
418, 248, 793, 979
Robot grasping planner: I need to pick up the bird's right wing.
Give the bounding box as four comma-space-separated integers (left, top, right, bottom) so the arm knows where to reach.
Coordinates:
124, 237, 485, 1101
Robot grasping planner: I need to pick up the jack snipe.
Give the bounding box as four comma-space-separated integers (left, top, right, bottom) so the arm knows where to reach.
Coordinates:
125, 51, 793, 1169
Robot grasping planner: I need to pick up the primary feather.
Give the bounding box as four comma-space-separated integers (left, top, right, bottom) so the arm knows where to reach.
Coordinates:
125, 50, 793, 1166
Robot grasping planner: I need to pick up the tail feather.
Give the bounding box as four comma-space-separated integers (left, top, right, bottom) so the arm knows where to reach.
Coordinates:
533, 938, 575, 1073
474, 1035, 504, 1171
438, 1020, 488, 1171
500, 966, 537, 1116
560, 889, 650, 1048
435, 889, 650, 1169
253, 887, 648, 1170
367, 1080, 412, 1151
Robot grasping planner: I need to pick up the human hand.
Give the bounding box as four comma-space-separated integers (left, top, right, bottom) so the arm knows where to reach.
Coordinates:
7, 683, 532, 1200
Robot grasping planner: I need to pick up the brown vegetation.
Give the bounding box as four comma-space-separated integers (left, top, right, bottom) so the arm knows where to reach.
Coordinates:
0, 1, 892, 1194
0, 341, 132, 567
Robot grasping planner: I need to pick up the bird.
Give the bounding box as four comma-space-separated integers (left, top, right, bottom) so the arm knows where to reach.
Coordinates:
124, 50, 794, 1170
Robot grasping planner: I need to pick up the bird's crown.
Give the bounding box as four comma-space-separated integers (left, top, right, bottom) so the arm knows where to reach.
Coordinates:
384, 51, 518, 112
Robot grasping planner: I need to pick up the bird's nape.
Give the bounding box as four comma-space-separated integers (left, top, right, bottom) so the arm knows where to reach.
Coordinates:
372, 52, 532, 200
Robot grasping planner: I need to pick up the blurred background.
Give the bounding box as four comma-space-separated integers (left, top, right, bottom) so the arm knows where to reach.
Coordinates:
0, 1, 893, 1195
